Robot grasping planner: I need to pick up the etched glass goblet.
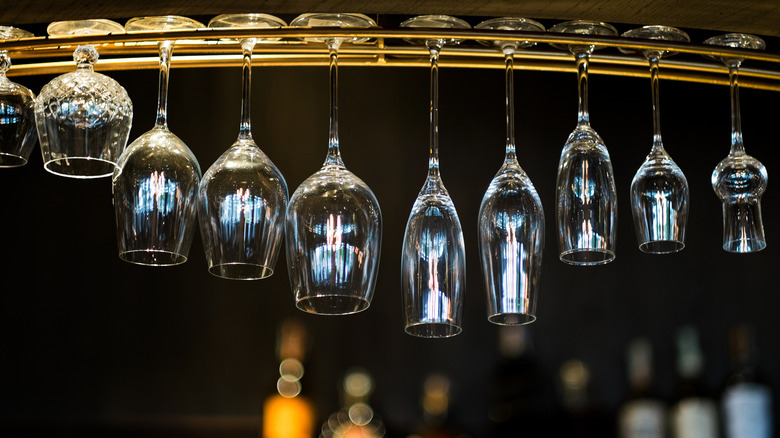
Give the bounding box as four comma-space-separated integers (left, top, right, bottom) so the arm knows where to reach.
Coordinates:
198, 13, 289, 280
550, 20, 618, 265
35, 19, 132, 178
0, 26, 36, 167
112, 16, 203, 265
400, 15, 469, 337
622, 25, 690, 253
285, 13, 382, 314
475, 17, 545, 325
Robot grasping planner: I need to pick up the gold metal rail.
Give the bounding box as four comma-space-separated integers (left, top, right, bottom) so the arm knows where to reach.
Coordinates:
2, 27, 779, 91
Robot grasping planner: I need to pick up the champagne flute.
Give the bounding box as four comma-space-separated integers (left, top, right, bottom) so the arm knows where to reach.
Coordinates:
475, 17, 545, 325
400, 15, 469, 338
622, 26, 690, 253
0, 26, 36, 167
198, 13, 289, 280
35, 19, 133, 178
705, 33, 768, 253
550, 20, 618, 265
113, 16, 204, 266
286, 13, 382, 314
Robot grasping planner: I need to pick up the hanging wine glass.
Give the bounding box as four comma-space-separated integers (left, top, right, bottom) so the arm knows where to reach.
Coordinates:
622, 26, 690, 254
474, 17, 545, 325
112, 16, 204, 266
286, 13, 382, 314
198, 14, 289, 280
0, 26, 36, 167
705, 33, 767, 253
549, 20, 618, 265
35, 19, 133, 178
400, 15, 469, 338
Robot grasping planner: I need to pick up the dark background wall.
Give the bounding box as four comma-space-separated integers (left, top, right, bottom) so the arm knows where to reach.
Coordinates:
1, 20, 778, 437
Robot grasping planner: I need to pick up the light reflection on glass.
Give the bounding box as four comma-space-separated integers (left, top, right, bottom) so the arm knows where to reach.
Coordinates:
135, 171, 178, 216
311, 213, 360, 287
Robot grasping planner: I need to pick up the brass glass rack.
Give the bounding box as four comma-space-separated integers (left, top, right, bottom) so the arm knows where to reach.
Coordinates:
2, 27, 780, 91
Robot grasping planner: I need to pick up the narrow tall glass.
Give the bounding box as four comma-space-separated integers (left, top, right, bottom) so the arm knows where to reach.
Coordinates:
550, 20, 618, 265
198, 14, 289, 280
400, 15, 469, 338
286, 13, 382, 314
623, 26, 690, 254
113, 16, 203, 266
475, 17, 545, 325
706, 33, 768, 253
0, 26, 36, 167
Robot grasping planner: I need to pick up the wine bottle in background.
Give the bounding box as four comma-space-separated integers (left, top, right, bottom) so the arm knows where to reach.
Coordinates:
553, 358, 615, 438
669, 325, 719, 438
721, 324, 773, 438
618, 338, 666, 438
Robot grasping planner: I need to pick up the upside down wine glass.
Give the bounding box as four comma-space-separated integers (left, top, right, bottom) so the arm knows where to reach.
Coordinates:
475, 17, 545, 325
623, 26, 690, 253
550, 20, 618, 265
0, 26, 36, 167
35, 19, 133, 178
400, 15, 469, 338
198, 13, 289, 280
113, 16, 204, 265
705, 33, 767, 253
286, 13, 382, 314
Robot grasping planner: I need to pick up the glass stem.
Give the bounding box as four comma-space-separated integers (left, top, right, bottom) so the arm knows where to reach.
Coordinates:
238, 38, 256, 141
574, 49, 591, 126
649, 54, 664, 150
728, 61, 745, 154
504, 47, 517, 162
324, 38, 344, 167
427, 41, 442, 182
155, 40, 173, 129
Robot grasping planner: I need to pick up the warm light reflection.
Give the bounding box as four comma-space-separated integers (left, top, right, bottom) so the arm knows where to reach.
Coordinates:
262, 394, 315, 438
311, 213, 360, 287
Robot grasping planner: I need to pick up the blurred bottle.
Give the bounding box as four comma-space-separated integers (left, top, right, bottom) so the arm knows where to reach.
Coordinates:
554, 358, 615, 438
409, 373, 470, 438
618, 338, 666, 438
263, 318, 316, 438
669, 325, 718, 438
487, 326, 545, 437
721, 324, 773, 438
320, 368, 385, 438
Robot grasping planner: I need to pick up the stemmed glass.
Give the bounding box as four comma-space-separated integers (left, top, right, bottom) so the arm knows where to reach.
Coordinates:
285, 13, 382, 314
550, 20, 618, 265
198, 14, 289, 280
400, 15, 469, 338
622, 26, 690, 253
112, 16, 204, 265
35, 19, 133, 178
475, 17, 545, 325
705, 33, 768, 253
0, 26, 36, 167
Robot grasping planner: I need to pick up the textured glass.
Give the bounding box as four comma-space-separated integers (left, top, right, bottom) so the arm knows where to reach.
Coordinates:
0, 54, 36, 167
35, 45, 132, 178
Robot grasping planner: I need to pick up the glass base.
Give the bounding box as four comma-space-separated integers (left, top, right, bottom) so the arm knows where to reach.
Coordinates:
560, 248, 615, 265
119, 250, 188, 266
639, 240, 685, 254
208, 263, 273, 280
295, 295, 370, 315
405, 322, 462, 338
44, 157, 117, 179
488, 313, 536, 326
724, 238, 767, 253
0, 153, 28, 167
